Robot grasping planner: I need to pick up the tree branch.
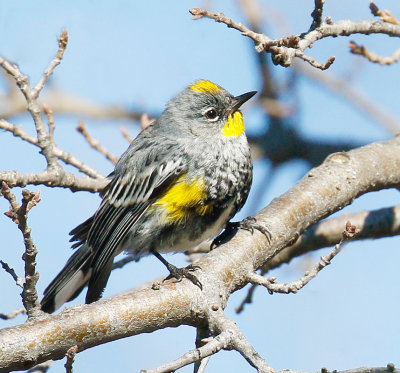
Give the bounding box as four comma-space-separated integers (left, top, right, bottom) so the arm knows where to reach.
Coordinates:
0, 169, 107, 193
0, 30, 107, 195
1, 182, 41, 318
349, 41, 400, 65
190, 6, 400, 69
310, 0, 325, 30
370, 2, 400, 25
277, 366, 399, 373
0, 57, 58, 170
237, 205, 400, 313
0, 260, 24, 289
76, 120, 119, 165
1, 136, 400, 371
0, 308, 25, 321
32, 30, 68, 99
266, 204, 400, 272
0, 118, 104, 179
247, 221, 359, 294
64, 346, 78, 373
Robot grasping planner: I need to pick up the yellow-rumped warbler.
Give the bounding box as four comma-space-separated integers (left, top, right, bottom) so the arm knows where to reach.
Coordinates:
41, 80, 257, 313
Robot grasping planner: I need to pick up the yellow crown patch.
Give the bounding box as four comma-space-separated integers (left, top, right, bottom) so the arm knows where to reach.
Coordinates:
189, 80, 222, 94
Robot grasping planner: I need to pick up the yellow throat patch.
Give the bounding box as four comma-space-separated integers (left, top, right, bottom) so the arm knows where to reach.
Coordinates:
222, 111, 245, 137
189, 80, 222, 94
154, 174, 213, 223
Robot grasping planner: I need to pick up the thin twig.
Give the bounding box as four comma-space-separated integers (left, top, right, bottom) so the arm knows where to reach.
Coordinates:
120, 126, 133, 143
349, 41, 400, 65
0, 307, 26, 320
209, 311, 274, 373
77, 120, 119, 165
142, 306, 274, 373
235, 282, 257, 314
190, 8, 271, 48
194, 327, 212, 373
0, 119, 104, 178
190, 7, 334, 70
310, 0, 325, 30
0, 260, 24, 288
295, 51, 335, 70
246, 222, 359, 295
0, 30, 99, 182
0, 119, 38, 144
43, 105, 56, 140
237, 205, 400, 313
140, 113, 155, 130
32, 30, 68, 99
190, 6, 400, 70
141, 332, 228, 373
64, 346, 78, 373
370, 1, 400, 25
277, 367, 399, 373
1, 182, 41, 318
0, 45, 59, 169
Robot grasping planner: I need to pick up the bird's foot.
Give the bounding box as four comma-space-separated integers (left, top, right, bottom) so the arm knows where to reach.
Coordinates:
152, 250, 202, 289
239, 217, 271, 243
163, 263, 202, 290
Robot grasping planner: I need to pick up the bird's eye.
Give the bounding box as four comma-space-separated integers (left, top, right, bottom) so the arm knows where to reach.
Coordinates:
204, 108, 219, 121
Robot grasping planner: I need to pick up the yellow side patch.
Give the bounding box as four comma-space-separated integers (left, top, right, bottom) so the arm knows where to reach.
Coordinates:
222, 111, 245, 137
154, 174, 213, 223
189, 80, 222, 94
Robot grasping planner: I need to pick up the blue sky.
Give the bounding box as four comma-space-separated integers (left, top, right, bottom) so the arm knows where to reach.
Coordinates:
1, 1, 400, 372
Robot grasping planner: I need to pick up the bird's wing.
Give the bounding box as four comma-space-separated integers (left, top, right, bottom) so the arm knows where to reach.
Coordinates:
70, 132, 187, 294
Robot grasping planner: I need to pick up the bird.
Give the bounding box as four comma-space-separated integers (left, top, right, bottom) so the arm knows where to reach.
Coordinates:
41, 79, 257, 313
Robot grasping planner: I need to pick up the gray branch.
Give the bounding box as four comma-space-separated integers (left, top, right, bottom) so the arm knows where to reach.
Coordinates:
1, 136, 400, 371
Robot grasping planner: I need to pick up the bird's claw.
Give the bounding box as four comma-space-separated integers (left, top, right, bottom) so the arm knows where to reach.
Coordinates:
163, 263, 202, 290
240, 217, 271, 243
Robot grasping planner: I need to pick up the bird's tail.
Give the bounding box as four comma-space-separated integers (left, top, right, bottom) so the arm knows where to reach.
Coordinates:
41, 245, 93, 313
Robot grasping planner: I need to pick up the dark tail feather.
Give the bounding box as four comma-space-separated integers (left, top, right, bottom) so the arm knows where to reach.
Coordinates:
86, 259, 113, 304
69, 215, 94, 249
41, 245, 93, 313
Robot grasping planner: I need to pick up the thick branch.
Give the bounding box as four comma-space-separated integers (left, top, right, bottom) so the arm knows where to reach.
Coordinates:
1, 136, 400, 371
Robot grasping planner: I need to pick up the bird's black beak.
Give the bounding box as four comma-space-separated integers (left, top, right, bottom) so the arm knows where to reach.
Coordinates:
230, 91, 257, 114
